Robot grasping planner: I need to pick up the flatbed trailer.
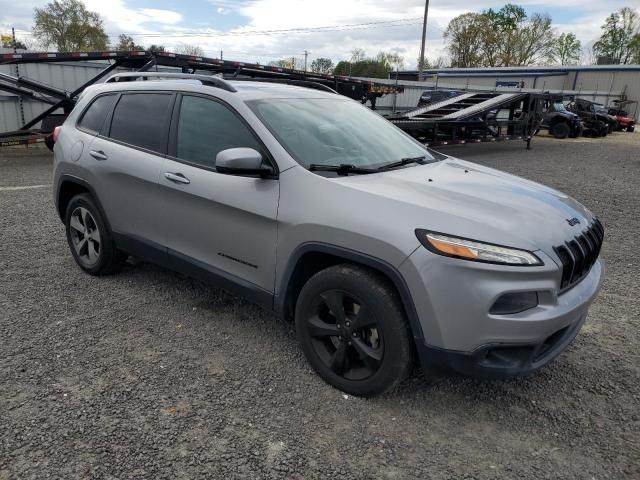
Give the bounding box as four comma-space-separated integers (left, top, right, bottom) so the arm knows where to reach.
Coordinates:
0, 49, 403, 147
386, 91, 546, 149
1, 49, 548, 150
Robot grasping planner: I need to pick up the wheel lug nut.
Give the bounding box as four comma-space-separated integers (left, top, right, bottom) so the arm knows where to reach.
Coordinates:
352, 332, 357, 337
337, 324, 341, 328
345, 321, 350, 327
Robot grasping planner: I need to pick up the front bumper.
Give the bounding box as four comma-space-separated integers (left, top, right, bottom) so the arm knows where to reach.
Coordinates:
399, 247, 604, 378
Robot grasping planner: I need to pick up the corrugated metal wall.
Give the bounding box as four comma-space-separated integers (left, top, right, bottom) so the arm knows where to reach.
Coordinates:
0, 52, 109, 131
379, 68, 639, 112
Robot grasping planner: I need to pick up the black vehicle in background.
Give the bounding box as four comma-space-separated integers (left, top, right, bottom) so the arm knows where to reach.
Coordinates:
417, 89, 463, 107
539, 100, 582, 139
566, 99, 614, 137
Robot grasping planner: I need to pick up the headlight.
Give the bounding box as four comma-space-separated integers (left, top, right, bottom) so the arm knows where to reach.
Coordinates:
415, 230, 542, 266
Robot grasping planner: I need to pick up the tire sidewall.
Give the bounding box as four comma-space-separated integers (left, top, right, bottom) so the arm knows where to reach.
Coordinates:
295, 266, 413, 396
551, 122, 569, 139
64, 194, 114, 275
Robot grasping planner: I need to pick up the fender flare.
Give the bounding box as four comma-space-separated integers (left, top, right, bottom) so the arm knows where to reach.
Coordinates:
276, 242, 425, 341
56, 174, 112, 232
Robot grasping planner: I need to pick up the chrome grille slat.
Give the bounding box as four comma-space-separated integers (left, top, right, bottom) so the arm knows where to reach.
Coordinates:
554, 220, 604, 293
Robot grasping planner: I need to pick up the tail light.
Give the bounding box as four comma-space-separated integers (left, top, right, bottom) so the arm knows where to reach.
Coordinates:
53, 126, 61, 143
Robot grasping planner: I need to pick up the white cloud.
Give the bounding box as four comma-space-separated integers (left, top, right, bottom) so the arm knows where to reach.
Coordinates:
0, 0, 634, 68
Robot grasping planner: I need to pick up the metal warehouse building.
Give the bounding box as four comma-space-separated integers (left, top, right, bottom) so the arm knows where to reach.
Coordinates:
388, 65, 640, 112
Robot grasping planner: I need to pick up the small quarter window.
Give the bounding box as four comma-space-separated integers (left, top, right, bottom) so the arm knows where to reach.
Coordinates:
77, 94, 116, 134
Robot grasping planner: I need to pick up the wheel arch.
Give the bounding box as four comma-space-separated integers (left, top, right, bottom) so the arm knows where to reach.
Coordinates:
56, 175, 112, 232
276, 243, 425, 342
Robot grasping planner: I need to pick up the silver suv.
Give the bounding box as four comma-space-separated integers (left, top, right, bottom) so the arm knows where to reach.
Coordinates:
53, 73, 604, 396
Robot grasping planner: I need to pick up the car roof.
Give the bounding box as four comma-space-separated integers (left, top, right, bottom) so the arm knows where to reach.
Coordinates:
85, 79, 341, 102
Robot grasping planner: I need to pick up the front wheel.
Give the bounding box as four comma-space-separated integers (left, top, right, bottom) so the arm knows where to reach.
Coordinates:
550, 122, 570, 139
295, 264, 414, 397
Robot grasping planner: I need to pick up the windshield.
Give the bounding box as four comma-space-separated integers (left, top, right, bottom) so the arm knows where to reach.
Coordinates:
553, 102, 567, 112
248, 98, 434, 169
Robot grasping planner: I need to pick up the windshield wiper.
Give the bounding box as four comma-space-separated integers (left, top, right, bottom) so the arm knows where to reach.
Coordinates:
309, 164, 377, 175
377, 156, 428, 171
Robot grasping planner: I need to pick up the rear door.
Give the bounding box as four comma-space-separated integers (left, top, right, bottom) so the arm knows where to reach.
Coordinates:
86, 92, 174, 247
160, 93, 279, 294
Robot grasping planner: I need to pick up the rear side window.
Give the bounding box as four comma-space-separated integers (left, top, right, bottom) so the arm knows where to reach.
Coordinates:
109, 93, 173, 153
77, 94, 116, 134
175, 95, 261, 168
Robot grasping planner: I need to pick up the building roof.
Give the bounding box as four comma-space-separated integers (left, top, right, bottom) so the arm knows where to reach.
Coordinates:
396, 65, 640, 76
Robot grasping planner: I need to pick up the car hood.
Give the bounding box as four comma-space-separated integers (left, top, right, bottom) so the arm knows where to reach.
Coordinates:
335, 158, 594, 252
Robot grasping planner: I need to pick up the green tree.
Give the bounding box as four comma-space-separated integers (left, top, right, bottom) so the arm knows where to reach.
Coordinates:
444, 13, 490, 67
1, 34, 28, 49
147, 44, 166, 53
310, 57, 334, 74
33, 0, 108, 52
593, 7, 640, 64
553, 32, 581, 65
375, 51, 404, 70
176, 44, 205, 56
268, 58, 298, 69
631, 33, 640, 63
444, 4, 556, 67
333, 60, 389, 78
113, 34, 144, 51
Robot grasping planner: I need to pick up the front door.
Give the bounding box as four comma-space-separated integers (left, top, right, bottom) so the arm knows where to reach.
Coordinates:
160, 94, 279, 294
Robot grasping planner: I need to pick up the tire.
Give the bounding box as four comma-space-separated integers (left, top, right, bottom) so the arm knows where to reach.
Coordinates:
64, 193, 123, 275
295, 264, 414, 397
550, 122, 570, 139
628, 125, 635, 133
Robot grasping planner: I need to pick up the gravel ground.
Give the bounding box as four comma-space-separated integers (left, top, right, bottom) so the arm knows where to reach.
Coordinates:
1, 134, 638, 479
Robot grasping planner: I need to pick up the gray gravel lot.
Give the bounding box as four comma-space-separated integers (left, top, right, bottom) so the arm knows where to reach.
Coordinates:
1, 135, 639, 479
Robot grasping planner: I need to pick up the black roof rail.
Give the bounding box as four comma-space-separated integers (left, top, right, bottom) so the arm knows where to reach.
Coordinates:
105, 72, 237, 92
228, 77, 338, 94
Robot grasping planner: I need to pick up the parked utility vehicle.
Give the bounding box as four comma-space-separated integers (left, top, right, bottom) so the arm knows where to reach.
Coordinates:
53, 73, 604, 396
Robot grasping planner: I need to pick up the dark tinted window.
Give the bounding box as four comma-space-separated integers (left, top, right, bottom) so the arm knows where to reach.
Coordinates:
109, 93, 173, 153
78, 94, 116, 134
176, 95, 261, 168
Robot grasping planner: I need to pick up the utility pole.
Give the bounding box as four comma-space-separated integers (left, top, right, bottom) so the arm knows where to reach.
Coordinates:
220, 50, 223, 61
12, 27, 25, 127
303, 50, 309, 72
418, 0, 430, 82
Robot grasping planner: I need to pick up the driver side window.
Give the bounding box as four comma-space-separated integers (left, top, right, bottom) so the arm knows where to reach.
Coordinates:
176, 95, 262, 169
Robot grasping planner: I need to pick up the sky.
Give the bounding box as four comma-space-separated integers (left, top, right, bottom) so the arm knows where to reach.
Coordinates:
0, 0, 635, 68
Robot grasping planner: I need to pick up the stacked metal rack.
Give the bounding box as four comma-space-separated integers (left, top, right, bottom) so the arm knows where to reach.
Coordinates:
1, 49, 547, 150
0, 49, 404, 147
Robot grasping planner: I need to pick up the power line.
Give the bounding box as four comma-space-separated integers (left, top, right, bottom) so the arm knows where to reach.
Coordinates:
13, 17, 423, 39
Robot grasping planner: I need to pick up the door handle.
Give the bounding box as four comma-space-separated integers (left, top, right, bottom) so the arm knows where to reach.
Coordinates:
89, 150, 107, 160
164, 172, 190, 184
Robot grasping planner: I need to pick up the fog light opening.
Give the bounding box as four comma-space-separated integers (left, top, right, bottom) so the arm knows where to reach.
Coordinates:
490, 292, 538, 315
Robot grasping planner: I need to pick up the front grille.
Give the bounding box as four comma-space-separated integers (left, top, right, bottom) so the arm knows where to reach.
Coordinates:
553, 219, 604, 291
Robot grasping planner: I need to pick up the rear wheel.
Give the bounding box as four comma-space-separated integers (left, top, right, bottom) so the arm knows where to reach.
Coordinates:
65, 194, 123, 275
295, 264, 414, 397
628, 125, 635, 133
550, 121, 570, 139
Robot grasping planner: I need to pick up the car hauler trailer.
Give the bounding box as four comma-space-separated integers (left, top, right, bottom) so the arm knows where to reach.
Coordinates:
2, 49, 551, 150
0, 49, 403, 148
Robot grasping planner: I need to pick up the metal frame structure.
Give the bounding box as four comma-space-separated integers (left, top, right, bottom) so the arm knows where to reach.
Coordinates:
0, 49, 403, 147
387, 91, 546, 149
1, 49, 547, 150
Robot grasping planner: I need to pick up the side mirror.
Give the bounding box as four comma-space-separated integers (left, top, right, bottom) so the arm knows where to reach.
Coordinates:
215, 148, 274, 177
